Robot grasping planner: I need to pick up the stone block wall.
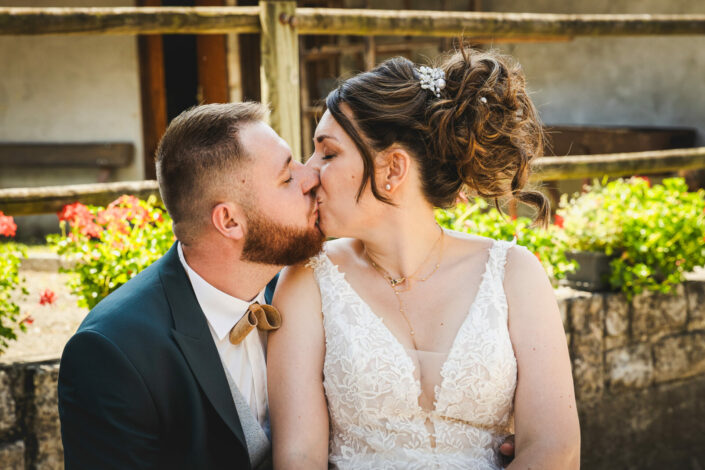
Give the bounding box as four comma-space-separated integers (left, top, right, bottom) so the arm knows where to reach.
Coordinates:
557, 280, 705, 469
0, 362, 62, 470
0, 281, 704, 469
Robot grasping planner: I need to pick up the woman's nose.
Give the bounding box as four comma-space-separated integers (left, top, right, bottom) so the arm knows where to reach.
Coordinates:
300, 164, 320, 194
305, 153, 322, 171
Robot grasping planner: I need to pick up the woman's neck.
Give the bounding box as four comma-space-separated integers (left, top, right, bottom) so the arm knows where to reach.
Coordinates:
360, 205, 443, 280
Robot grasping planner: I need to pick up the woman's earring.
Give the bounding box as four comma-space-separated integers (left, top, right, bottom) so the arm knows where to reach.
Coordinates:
385, 184, 391, 191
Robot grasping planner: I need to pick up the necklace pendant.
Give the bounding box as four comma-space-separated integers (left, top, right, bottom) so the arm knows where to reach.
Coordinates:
390, 278, 405, 287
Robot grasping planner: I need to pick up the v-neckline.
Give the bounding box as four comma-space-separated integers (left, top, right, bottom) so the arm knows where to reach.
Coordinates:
321, 239, 497, 414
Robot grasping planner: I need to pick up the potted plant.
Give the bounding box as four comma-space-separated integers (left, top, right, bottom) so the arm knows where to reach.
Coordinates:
557, 176, 705, 299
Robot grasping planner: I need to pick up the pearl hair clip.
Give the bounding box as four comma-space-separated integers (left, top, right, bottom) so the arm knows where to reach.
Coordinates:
417, 66, 446, 98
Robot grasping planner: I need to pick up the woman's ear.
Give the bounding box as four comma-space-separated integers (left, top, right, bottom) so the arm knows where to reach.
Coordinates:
378, 147, 411, 193
211, 202, 246, 241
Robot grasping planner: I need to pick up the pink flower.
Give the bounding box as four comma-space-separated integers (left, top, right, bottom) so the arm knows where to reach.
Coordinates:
0, 211, 17, 237
39, 289, 57, 306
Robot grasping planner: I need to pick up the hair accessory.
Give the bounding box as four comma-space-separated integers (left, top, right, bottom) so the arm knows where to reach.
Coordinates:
417, 66, 446, 98
479, 96, 488, 104
385, 183, 391, 191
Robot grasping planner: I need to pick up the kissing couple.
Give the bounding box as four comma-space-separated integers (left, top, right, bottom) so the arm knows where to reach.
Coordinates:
58, 48, 580, 470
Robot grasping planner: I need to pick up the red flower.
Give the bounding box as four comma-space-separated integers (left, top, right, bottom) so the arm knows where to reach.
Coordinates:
39, 289, 57, 306
534, 252, 541, 261
554, 214, 565, 228
0, 211, 17, 237
20, 315, 34, 325
96, 208, 130, 234
58, 202, 102, 238
634, 176, 651, 187
57, 202, 91, 223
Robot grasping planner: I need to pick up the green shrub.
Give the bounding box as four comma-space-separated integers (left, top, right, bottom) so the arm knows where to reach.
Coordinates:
47, 195, 174, 309
557, 177, 705, 298
435, 198, 577, 284
0, 212, 28, 352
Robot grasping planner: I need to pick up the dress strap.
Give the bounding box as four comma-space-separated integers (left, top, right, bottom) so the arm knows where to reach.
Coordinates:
487, 237, 517, 285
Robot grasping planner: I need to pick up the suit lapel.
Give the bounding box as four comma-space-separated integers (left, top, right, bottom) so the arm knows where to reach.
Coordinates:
158, 243, 248, 452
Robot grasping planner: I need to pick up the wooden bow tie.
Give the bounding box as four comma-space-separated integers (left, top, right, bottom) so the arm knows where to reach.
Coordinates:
229, 302, 282, 345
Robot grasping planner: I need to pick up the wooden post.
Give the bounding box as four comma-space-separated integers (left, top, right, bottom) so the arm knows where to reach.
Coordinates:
259, 1, 301, 161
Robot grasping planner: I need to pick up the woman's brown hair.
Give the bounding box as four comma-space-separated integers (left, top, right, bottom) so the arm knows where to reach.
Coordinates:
325, 47, 549, 226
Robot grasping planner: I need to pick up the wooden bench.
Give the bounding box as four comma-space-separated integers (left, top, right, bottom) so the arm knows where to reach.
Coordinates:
0, 142, 134, 182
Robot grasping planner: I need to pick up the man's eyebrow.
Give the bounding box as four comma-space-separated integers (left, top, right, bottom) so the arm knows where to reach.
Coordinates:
314, 134, 339, 144
278, 155, 292, 177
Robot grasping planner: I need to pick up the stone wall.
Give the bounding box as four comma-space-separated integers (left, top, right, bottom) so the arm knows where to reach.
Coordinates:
557, 279, 705, 469
0, 362, 61, 470
1, 281, 704, 469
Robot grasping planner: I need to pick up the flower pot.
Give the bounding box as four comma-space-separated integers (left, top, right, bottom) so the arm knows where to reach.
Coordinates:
565, 251, 615, 292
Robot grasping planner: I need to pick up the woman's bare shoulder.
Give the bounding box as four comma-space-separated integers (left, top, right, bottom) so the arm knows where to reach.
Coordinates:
442, 229, 496, 261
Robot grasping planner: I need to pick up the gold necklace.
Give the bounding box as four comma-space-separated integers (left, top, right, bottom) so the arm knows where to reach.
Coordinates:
366, 228, 445, 339
367, 227, 444, 290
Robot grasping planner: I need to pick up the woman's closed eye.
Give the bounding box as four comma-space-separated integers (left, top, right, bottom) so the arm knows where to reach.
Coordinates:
322, 153, 337, 160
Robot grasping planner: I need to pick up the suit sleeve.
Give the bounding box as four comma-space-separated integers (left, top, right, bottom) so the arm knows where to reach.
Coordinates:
58, 330, 161, 470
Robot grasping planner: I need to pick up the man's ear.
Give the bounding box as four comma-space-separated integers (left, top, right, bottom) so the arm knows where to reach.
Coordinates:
378, 147, 411, 193
211, 202, 246, 241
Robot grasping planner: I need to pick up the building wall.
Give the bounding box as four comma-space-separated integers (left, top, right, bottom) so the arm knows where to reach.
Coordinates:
479, 0, 705, 145
0, 0, 144, 189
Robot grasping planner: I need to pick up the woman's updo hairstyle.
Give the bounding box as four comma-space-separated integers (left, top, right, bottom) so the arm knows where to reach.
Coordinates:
325, 47, 549, 226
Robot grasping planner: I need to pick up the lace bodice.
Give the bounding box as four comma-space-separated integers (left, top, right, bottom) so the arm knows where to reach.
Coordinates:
306, 238, 518, 470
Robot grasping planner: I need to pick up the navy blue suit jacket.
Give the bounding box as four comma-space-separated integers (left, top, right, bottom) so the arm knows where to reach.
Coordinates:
58, 243, 278, 469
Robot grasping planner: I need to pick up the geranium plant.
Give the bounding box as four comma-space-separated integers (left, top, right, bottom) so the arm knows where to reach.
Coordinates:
557, 177, 705, 298
435, 197, 577, 284
47, 195, 174, 309
0, 211, 29, 352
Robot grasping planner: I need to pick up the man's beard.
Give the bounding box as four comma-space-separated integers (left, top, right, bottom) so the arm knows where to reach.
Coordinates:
241, 209, 324, 266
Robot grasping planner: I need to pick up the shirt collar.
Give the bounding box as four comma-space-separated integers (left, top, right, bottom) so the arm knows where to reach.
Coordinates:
177, 242, 266, 341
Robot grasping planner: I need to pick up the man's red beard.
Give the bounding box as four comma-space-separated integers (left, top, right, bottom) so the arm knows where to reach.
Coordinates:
241, 209, 324, 266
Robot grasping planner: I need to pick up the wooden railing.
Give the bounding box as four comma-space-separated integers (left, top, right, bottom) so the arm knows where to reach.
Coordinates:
3, 146, 705, 215
1, 3, 705, 214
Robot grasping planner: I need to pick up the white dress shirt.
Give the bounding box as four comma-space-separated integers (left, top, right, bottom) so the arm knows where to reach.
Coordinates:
177, 243, 269, 428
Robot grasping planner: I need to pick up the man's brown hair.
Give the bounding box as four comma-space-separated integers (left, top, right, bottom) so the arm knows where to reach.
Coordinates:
155, 102, 268, 243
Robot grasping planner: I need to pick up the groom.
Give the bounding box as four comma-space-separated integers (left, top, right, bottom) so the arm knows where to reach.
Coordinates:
58, 102, 324, 469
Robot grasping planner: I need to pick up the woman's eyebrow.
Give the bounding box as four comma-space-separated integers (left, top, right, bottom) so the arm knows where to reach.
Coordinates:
314, 134, 340, 144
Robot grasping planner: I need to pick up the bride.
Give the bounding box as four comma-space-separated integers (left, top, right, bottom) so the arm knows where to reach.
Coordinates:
267, 48, 580, 469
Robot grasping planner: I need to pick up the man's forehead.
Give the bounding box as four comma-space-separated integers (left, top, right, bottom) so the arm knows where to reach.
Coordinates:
240, 121, 291, 176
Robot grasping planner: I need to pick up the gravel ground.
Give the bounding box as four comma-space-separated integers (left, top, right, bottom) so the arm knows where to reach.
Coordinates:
0, 266, 88, 364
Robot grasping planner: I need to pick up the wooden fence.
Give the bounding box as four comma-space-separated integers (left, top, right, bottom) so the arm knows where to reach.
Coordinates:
1, 3, 705, 214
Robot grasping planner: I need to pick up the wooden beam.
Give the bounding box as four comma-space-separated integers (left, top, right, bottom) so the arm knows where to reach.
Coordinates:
0, 181, 160, 216
295, 9, 705, 38
2, 7, 705, 40
0, 143, 134, 168
531, 147, 705, 181
259, 1, 301, 161
0, 6, 260, 35
2, 148, 704, 215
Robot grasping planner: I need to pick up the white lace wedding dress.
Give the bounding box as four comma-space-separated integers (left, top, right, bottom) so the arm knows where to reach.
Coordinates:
306, 238, 518, 470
